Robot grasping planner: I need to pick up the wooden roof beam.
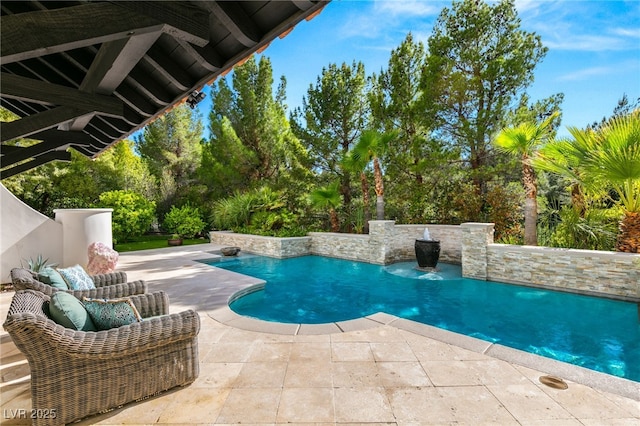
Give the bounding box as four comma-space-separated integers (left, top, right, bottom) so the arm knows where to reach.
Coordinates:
112, 1, 210, 46
202, 2, 261, 48
0, 73, 124, 117
1, 2, 209, 64
64, 32, 161, 131
145, 44, 193, 91
0, 106, 91, 142
1, 131, 90, 167
176, 39, 223, 72
1, 150, 72, 179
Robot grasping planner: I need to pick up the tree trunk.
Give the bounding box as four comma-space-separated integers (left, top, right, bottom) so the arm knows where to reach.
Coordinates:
361, 172, 371, 233
373, 157, 384, 196
616, 211, 640, 253
329, 208, 340, 233
523, 163, 538, 246
570, 184, 586, 218
340, 173, 352, 233
376, 195, 384, 221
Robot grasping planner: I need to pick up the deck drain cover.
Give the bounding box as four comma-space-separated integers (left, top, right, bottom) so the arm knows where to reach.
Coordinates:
539, 375, 568, 390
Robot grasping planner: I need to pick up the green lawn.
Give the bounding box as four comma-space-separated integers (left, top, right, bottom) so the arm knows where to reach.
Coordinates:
115, 235, 209, 252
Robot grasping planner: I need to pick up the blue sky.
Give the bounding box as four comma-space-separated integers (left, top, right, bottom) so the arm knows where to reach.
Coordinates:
196, 0, 639, 137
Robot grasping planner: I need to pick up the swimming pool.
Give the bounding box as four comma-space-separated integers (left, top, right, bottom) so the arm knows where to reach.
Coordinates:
206, 254, 640, 382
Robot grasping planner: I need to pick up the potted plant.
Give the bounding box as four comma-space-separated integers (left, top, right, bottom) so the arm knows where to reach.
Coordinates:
168, 233, 183, 246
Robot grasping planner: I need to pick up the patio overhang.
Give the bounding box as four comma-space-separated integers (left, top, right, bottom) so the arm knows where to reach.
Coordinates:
0, 0, 329, 178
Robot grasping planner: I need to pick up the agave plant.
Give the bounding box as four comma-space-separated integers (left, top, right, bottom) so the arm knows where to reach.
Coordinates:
22, 254, 58, 272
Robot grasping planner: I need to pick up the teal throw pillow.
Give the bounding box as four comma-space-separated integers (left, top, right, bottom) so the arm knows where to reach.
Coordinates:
38, 267, 68, 289
49, 292, 97, 331
83, 297, 142, 330
58, 264, 95, 290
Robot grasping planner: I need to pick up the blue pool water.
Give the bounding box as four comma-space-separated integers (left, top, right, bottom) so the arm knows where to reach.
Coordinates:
206, 255, 640, 381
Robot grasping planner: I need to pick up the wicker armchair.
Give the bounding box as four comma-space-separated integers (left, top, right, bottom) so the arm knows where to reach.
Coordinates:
3, 289, 200, 426
10, 267, 147, 298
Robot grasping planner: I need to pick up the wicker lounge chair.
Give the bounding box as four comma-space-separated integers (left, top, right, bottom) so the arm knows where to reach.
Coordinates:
3, 289, 200, 426
10, 267, 147, 299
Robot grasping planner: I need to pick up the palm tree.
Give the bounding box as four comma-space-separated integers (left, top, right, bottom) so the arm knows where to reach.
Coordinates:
583, 112, 640, 252
342, 150, 371, 233
534, 111, 640, 252
310, 182, 342, 232
534, 127, 596, 217
351, 130, 398, 220
494, 112, 558, 245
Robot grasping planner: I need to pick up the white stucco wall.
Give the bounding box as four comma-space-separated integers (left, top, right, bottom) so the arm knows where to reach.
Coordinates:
0, 183, 63, 283
54, 208, 113, 268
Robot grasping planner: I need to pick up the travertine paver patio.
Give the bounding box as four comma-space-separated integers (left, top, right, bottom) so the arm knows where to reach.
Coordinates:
1, 244, 638, 425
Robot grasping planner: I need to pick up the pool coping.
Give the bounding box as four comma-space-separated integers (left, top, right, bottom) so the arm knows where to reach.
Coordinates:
207, 303, 640, 401
196, 251, 640, 401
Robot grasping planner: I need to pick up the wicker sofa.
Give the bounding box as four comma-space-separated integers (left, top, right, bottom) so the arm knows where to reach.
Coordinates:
10, 267, 147, 298
3, 289, 200, 426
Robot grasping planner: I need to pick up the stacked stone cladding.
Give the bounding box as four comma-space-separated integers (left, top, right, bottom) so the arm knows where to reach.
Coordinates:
461, 223, 495, 280
393, 224, 462, 264
308, 232, 372, 262
209, 231, 311, 258
211, 224, 639, 301
487, 244, 640, 301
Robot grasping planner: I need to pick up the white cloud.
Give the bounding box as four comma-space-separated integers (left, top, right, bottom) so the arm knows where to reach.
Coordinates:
557, 60, 638, 81
611, 27, 640, 38
558, 66, 613, 81
545, 34, 631, 52
373, 0, 442, 16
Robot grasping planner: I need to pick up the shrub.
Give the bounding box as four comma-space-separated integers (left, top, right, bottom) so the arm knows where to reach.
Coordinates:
211, 187, 303, 235
163, 204, 206, 238
98, 190, 155, 243
549, 206, 618, 251
211, 191, 257, 230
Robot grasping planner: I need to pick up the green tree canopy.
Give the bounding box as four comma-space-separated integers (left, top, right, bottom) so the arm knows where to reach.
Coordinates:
423, 0, 548, 196
136, 104, 204, 215
204, 56, 308, 199
291, 61, 369, 228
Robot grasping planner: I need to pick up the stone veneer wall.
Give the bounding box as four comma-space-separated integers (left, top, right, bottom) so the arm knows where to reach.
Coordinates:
392, 224, 462, 264
461, 222, 640, 301
211, 221, 462, 265
211, 223, 639, 301
310, 221, 463, 264
308, 232, 371, 262
209, 231, 311, 258
487, 245, 640, 301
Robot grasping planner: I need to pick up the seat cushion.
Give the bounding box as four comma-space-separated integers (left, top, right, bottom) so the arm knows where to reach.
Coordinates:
57, 264, 96, 290
49, 292, 97, 331
38, 267, 68, 289
83, 297, 142, 330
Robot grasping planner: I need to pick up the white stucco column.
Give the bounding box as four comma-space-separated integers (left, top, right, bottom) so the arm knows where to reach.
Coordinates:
54, 208, 113, 268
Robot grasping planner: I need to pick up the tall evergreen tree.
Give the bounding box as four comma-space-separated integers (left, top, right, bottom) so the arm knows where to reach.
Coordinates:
136, 104, 203, 215
291, 61, 369, 229
203, 56, 308, 198
423, 0, 548, 202
370, 33, 431, 184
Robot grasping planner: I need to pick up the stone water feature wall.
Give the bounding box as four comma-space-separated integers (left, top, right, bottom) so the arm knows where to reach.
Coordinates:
211, 222, 639, 301
461, 223, 640, 301
308, 221, 463, 264
211, 221, 463, 265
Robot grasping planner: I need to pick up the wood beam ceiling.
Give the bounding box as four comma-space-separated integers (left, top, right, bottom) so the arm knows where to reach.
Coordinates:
1, 2, 209, 64
0, 0, 330, 176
